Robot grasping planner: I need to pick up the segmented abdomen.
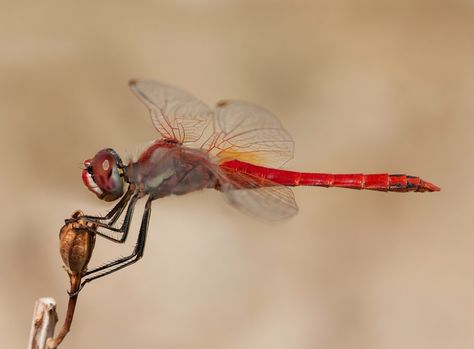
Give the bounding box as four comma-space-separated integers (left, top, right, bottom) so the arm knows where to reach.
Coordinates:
220, 160, 440, 192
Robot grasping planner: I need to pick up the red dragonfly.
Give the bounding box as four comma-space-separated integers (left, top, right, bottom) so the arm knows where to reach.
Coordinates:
73, 79, 440, 292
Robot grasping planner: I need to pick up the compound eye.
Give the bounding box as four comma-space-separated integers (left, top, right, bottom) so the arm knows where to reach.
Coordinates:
87, 149, 124, 201
102, 159, 110, 172
92, 152, 115, 179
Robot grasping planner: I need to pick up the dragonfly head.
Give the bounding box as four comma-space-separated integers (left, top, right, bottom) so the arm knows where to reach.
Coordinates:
82, 148, 125, 202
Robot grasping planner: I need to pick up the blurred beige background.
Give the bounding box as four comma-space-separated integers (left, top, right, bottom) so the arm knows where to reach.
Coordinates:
1, 1, 473, 348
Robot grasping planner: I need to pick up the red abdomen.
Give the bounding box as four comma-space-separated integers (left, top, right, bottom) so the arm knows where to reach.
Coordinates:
220, 160, 440, 192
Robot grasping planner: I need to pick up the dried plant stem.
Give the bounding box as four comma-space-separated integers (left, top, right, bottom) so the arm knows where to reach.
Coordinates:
46, 276, 81, 349
28, 298, 58, 349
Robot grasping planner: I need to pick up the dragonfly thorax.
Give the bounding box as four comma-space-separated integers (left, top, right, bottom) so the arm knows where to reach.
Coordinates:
126, 142, 219, 199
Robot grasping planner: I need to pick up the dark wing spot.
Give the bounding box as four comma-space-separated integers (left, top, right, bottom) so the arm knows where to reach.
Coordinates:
216, 100, 228, 107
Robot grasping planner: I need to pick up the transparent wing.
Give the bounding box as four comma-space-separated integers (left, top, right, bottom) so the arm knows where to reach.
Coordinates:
129, 79, 213, 144
217, 167, 298, 221
130, 80, 294, 167
206, 100, 294, 168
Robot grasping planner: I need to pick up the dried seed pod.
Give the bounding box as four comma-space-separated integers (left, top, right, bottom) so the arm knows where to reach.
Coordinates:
47, 211, 98, 349
59, 210, 96, 277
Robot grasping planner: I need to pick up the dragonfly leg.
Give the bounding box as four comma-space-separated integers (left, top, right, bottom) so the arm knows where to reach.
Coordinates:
64, 184, 135, 229
86, 184, 136, 224
71, 197, 152, 295
90, 192, 141, 243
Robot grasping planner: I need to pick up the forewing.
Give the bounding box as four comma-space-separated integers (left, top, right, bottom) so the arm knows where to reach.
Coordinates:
129, 80, 213, 144
217, 168, 298, 221
209, 100, 294, 168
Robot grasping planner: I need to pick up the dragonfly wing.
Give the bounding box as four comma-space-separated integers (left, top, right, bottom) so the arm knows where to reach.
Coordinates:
210, 100, 294, 168
217, 169, 298, 221
129, 80, 213, 144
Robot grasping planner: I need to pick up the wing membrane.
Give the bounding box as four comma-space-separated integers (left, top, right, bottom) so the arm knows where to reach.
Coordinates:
130, 80, 213, 144
130, 81, 294, 168
130, 80, 298, 220
209, 100, 294, 168
217, 167, 298, 221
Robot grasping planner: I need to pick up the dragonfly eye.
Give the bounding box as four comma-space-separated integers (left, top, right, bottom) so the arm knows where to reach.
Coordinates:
82, 149, 125, 202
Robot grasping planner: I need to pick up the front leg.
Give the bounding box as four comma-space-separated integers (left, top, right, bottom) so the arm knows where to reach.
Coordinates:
84, 184, 136, 225
64, 185, 135, 229
70, 197, 153, 295
90, 192, 140, 243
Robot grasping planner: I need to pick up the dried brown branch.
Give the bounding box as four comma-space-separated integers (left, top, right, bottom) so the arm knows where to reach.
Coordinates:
46, 277, 81, 349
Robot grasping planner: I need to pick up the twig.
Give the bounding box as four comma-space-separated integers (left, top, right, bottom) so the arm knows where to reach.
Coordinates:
46, 277, 80, 349
28, 298, 58, 349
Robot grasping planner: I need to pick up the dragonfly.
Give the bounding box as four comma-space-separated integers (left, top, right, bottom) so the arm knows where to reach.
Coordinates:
73, 79, 440, 293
